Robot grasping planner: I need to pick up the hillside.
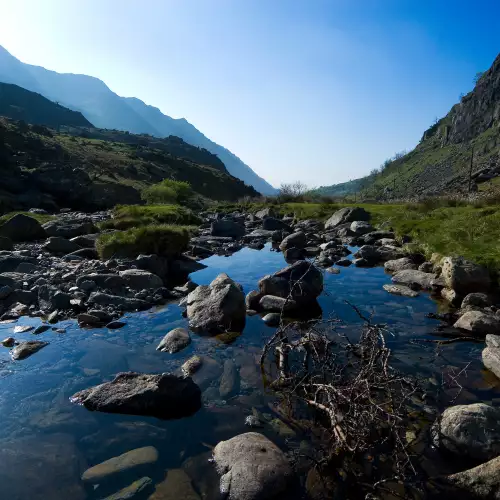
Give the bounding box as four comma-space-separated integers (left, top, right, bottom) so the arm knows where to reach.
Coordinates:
0, 117, 258, 213
312, 178, 370, 198
0, 82, 93, 128
0, 45, 276, 194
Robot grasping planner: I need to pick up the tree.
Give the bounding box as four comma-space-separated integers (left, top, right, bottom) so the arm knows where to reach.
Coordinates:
276, 181, 309, 202
473, 71, 484, 85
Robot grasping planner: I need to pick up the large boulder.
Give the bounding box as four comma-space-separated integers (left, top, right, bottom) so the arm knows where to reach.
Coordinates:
118, 269, 163, 290
279, 231, 306, 251
186, 273, 246, 333
0, 255, 37, 273
391, 269, 436, 290
454, 310, 500, 336
325, 207, 370, 230
135, 254, 169, 279
350, 220, 373, 236
433, 403, 500, 461
259, 260, 323, 303
211, 219, 245, 238
43, 236, 81, 254
213, 432, 294, 500
482, 335, 500, 379
0, 214, 46, 242
384, 257, 417, 273
262, 217, 291, 232
70, 372, 201, 419
441, 256, 491, 294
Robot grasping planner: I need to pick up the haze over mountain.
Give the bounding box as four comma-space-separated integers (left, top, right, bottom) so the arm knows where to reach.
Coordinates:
0, 45, 276, 195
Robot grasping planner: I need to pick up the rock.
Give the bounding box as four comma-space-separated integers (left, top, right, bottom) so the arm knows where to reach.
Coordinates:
262, 313, 281, 326
191, 356, 223, 390
42, 220, 97, 238
103, 477, 152, 500
0, 272, 24, 289
259, 295, 298, 313
245, 290, 262, 310
384, 258, 417, 273
33, 324, 50, 335
182, 355, 203, 377
325, 267, 340, 274
350, 220, 373, 235
279, 231, 306, 251
38, 285, 71, 311
353, 245, 380, 263
245, 415, 262, 428
13, 325, 33, 333
454, 310, 500, 336
482, 335, 500, 379
441, 288, 462, 305
170, 256, 207, 276
462, 293, 491, 309
11, 340, 48, 360
70, 234, 99, 248
418, 262, 434, 273
47, 310, 59, 323
0, 214, 46, 242
433, 403, 500, 461
107, 321, 127, 329
325, 207, 370, 230
0, 285, 13, 299
283, 247, 304, 262
81, 446, 158, 484
88, 292, 149, 311
78, 313, 103, 327
187, 273, 246, 333
262, 217, 291, 231
213, 432, 294, 500
68, 248, 98, 259
1, 337, 15, 347
0, 255, 36, 273
441, 256, 491, 294
135, 254, 169, 279
258, 260, 323, 303
383, 284, 419, 298
0, 236, 13, 250
392, 269, 436, 290
149, 469, 200, 500
360, 230, 395, 245
119, 269, 163, 290
255, 208, 276, 219
335, 258, 351, 267
71, 372, 202, 419
211, 219, 245, 238
80, 280, 97, 292
76, 273, 125, 289
43, 236, 81, 254
219, 360, 239, 398
15, 262, 38, 273
444, 455, 500, 499
157, 327, 191, 353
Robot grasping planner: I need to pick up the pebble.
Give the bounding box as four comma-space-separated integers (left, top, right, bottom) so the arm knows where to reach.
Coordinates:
1, 337, 15, 347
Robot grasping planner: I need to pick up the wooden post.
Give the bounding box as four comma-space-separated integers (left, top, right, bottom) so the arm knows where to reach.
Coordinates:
468, 145, 474, 193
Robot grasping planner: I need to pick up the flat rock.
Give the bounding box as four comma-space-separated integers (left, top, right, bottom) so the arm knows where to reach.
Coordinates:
383, 284, 419, 298
392, 269, 436, 290
89, 292, 149, 311
103, 477, 152, 500
119, 269, 163, 290
11, 340, 48, 360
71, 372, 201, 419
384, 257, 417, 273
325, 207, 370, 230
43, 236, 81, 254
156, 327, 191, 353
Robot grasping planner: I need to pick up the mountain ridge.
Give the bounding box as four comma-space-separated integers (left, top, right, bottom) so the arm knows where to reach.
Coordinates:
0, 45, 276, 194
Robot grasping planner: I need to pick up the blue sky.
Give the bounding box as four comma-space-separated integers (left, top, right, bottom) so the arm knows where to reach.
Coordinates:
1, 0, 499, 188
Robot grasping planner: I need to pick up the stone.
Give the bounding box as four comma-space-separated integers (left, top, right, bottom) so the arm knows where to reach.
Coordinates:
213, 432, 294, 500
43, 236, 81, 254
0, 236, 13, 250
441, 288, 461, 305
258, 260, 323, 303
211, 219, 245, 238
279, 231, 306, 251
103, 477, 152, 500
418, 261, 434, 273
384, 258, 417, 273
76, 273, 125, 289
191, 356, 223, 390
71, 372, 201, 419
353, 245, 380, 263
119, 269, 163, 290
255, 208, 276, 219
433, 403, 500, 461
149, 469, 200, 500
1, 337, 15, 347
0, 214, 46, 242
245, 415, 262, 428
259, 295, 298, 313
156, 327, 191, 353
13, 325, 33, 333
392, 269, 436, 290
383, 284, 419, 298
441, 256, 491, 294
88, 292, 149, 311
245, 290, 262, 310
335, 258, 351, 267
360, 230, 395, 245
262, 313, 281, 326
483, 336, 500, 379
283, 247, 304, 262
0, 255, 36, 273
325, 207, 370, 229
107, 321, 127, 329
182, 355, 203, 377
11, 340, 48, 360
187, 273, 246, 333
444, 455, 500, 499
81, 446, 158, 483
454, 310, 500, 336
42, 220, 97, 238
80, 280, 97, 292
262, 217, 291, 232
135, 254, 169, 279
15, 261, 38, 273
70, 234, 98, 248
350, 220, 373, 235
462, 292, 491, 309
219, 360, 239, 398
78, 313, 103, 327
33, 324, 50, 335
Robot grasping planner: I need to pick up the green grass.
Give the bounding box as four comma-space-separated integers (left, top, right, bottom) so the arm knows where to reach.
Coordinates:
96, 224, 193, 259
0, 211, 55, 225
98, 204, 202, 230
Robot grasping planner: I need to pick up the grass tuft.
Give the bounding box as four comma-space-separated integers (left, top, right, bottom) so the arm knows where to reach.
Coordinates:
0, 211, 55, 225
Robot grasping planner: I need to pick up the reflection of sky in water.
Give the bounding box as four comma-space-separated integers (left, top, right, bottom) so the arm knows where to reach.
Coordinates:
0, 243, 498, 498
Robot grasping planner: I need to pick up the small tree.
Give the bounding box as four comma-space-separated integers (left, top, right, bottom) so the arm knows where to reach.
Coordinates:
276, 181, 309, 202
473, 71, 484, 84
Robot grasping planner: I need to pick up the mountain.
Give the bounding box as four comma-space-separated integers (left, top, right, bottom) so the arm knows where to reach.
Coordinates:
0, 82, 93, 128
0, 116, 259, 213
317, 53, 500, 200
0, 45, 276, 194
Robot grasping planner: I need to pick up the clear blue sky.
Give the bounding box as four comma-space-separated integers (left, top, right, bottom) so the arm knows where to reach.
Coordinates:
1, 1, 499, 188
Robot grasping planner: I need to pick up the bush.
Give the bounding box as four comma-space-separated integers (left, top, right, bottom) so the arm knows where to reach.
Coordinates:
141, 179, 194, 205
96, 224, 192, 259
98, 204, 202, 230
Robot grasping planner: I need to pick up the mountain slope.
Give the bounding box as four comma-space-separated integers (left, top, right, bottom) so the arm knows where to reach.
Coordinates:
0, 82, 93, 128
0, 45, 276, 194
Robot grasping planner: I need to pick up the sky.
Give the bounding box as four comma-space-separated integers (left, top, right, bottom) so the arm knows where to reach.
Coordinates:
0, 1, 499, 188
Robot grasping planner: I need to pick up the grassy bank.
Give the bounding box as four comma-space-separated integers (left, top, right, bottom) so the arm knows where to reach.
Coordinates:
0, 211, 55, 225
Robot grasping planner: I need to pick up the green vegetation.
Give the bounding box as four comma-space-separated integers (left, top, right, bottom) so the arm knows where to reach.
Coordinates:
98, 204, 202, 230
96, 224, 192, 259
0, 211, 55, 225
141, 179, 194, 205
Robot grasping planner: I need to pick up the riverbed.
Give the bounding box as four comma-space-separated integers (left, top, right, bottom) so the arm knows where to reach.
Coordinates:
0, 243, 498, 499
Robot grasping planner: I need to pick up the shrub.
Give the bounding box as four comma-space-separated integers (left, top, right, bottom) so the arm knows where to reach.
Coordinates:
96, 224, 192, 259
141, 179, 194, 205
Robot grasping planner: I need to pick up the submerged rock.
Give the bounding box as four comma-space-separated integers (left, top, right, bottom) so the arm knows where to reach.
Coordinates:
157, 327, 191, 354
219, 360, 240, 398
71, 372, 201, 419
149, 469, 200, 500
182, 355, 203, 377
213, 432, 294, 500
383, 284, 419, 298
102, 477, 152, 500
11, 340, 48, 360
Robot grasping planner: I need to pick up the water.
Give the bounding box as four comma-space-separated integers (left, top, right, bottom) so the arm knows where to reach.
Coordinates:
0, 244, 498, 499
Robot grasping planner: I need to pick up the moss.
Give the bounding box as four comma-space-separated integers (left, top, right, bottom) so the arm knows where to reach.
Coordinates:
98, 204, 202, 230
96, 224, 193, 260
0, 211, 55, 225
